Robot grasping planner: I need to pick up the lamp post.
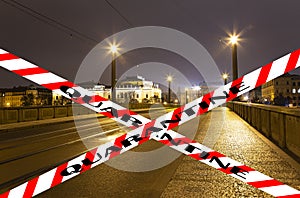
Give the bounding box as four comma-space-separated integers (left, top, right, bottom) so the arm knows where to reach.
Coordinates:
222, 73, 229, 85
229, 35, 239, 81
185, 88, 188, 104
167, 75, 172, 103
110, 44, 119, 102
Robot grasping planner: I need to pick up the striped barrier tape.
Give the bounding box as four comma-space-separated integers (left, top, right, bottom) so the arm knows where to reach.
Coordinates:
0, 48, 300, 197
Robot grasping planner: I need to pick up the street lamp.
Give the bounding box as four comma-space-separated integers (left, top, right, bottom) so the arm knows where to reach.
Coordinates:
185, 88, 188, 104
222, 73, 229, 85
167, 75, 172, 103
229, 34, 239, 81
109, 44, 119, 102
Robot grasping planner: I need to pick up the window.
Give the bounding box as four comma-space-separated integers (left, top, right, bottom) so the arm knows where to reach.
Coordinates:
292, 88, 296, 94
136, 94, 139, 98
108, 95, 110, 99
293, 82, 296, 86
146, 94, 148, 98
298, 88, 300, 93
56, 96, 58, 100
287, 89, 289, 93
298, 97, 300, 100
293, 97, 296, 100
298, 82, 300, 86
276, 82, 278, 85
287, 81, 289, 85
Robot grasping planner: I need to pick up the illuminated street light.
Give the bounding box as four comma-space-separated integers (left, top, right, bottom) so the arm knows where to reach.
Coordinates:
229, 35, 239, 45
109, 43, 120, 102
166, 75, 173, 103
229, 34, 239, 81
110, 44, 119, 54
222, 73, 229, 85
185, 88, 189, 104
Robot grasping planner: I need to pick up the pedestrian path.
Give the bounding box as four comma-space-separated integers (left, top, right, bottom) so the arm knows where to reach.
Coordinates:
161, 107, 300, 197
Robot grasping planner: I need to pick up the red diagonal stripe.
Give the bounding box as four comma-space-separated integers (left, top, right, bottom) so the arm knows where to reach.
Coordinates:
226, 77, 244, 101
285, 49, 300, 73
188, 151, 225, 161
41, 81, 76, 91
205, 151, 225, 159
12, 67, 48, 76
81, 148, 98, 173
109, 134, 128, 159
0, 53, 19, 61
141, 120, 155, 138
23, 177, 39, 198
167, 106, 185, 130
248, 179, 283, 188
197, 91, 214, 115
218, 165, 254, 175
159, 137, 193, 146
277, 193, 300, 198
255, 62, 273, 87
117, 109, 136, 117
0, 191, 9, 198
50, 163, 69, 187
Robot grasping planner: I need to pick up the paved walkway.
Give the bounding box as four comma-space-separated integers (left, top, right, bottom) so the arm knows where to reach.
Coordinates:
161, 107, 300, 197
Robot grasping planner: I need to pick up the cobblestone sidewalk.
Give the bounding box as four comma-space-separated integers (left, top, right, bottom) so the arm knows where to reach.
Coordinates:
161, 107, 300, 197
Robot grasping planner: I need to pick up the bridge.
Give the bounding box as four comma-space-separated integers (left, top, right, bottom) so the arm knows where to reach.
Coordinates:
0, 105, 299, 197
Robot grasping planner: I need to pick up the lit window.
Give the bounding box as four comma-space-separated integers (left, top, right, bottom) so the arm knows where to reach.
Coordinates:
292, 88, 296, 94
298, 88, 300, 93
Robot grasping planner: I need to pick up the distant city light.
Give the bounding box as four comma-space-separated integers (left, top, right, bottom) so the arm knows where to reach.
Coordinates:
192, 86, 201, 91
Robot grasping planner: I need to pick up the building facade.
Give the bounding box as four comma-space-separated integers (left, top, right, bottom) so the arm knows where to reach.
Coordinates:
0, 86, 52, 107
86, 76, 162, 104
262, 73, 300, 106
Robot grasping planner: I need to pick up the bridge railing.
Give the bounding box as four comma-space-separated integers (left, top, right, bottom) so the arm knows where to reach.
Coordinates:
227, 102, 300, 158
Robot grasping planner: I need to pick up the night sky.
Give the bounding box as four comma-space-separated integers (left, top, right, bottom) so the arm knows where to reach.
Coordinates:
0, 0, 299, 88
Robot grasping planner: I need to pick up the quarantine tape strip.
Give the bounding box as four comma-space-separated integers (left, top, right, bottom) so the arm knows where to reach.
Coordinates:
0, 48, 300, 197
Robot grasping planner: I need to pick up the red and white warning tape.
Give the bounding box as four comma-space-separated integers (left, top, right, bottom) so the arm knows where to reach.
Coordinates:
0, 48, 300, 197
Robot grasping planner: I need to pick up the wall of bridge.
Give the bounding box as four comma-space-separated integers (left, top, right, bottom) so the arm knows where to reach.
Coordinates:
227, 102, 300, 158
